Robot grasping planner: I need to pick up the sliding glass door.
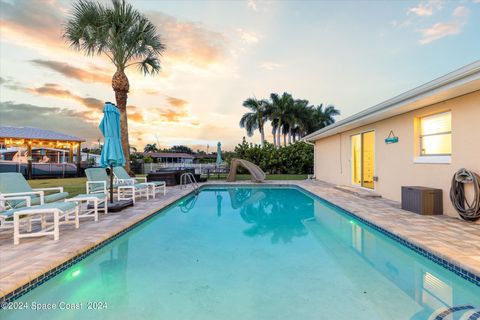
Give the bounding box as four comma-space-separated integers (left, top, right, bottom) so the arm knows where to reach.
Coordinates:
351, 131, 375, 189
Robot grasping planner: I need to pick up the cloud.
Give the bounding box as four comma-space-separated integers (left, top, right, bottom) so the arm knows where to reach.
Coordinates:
0, 0, 66, 52
166, 96, 188, 108
0, 101, 101, 143
127, 105, 145, 122
260, 62, 281, 70
1, 1, 227, 69
247, 0, 257, 11
408, 0, 443, 16
2, 79, 104, 112
146, 11, 228, 67
125, 96, 191, 124
452, 6, 469, 17
237, 29, 261, 44
157, 108, 189, 122
154, 96, 190, 122
418, 6, 470, 44
30, 60, 112, 84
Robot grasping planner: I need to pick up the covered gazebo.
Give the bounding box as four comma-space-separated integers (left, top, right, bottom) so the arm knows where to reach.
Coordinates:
0, 126, 85, 177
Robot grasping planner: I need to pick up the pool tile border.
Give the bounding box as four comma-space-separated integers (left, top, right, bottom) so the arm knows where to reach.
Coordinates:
0, 189, 196, 305
294, 185, 480, 287
1, 182, 479, 305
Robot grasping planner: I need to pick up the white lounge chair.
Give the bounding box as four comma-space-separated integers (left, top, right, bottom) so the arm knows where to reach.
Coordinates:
85, 168, 149, 203
0, 173, 79, 244
113, 166, 166, 198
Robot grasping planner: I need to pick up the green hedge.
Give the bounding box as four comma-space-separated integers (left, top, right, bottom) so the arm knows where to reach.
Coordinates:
232, 139, 313, 174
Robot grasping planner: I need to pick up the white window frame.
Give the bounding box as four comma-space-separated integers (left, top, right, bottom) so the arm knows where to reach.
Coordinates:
415, 111, 451, 164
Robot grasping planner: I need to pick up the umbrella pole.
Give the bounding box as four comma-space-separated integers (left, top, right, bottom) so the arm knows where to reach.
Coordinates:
110, 165, 114, 204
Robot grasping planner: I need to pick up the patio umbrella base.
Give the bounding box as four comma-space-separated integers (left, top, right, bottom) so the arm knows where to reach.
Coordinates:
89, 199, 134, 212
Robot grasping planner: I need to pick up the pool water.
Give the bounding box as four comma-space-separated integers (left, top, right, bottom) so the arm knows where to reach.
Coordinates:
2, 187, 479, 320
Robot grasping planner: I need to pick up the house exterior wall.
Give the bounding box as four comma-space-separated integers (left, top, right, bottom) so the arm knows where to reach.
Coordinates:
314, 90, 480, 216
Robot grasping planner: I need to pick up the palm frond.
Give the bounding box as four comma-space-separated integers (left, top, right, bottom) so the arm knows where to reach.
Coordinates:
63, 0, 165, 73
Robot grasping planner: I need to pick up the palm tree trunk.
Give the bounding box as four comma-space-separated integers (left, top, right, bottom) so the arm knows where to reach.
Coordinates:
112, 70, 131, 172
288, 129, 292, 144
283, 131, 286, 146
277, 122, 282, 147
272, 130, 276, 146
260, 127, 265, 147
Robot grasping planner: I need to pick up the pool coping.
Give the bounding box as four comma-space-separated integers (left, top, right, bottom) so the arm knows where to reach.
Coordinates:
0, 187, 198, 304
1, 181, 479, 305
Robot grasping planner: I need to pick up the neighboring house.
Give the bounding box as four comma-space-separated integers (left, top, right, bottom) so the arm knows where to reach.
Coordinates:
143, 152, 194, 164
305, 61, 480, 217
193, 153, 218, 163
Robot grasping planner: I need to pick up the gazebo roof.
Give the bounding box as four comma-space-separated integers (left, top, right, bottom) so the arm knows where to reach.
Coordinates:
0, 126, 85, 142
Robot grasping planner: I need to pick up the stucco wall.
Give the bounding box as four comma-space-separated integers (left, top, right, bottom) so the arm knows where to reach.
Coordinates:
314, 90, 480, 216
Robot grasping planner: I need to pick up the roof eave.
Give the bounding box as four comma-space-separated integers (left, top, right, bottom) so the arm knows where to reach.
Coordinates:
305, 60, 480, 142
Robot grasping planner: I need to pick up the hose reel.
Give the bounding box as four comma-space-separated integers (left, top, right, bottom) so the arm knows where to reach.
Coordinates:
449, 168, 480, 221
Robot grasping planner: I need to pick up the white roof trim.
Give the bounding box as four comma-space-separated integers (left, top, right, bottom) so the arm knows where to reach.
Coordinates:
305, 60, 480, 141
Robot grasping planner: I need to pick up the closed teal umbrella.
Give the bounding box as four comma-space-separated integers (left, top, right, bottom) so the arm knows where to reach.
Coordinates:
99, 102, 125, 203
216, 142, 222, 166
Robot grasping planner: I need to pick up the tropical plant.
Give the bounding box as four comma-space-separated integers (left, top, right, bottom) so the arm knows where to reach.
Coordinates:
143, 155, 153, 163
144, 143, 158, 153
166, 145, 193, 154
239, 92, 340, 146
269, 92, 294, 147
233, 139, 313, 174
64, 0, 165, 172
305, 103, 340, 133
240, 97, 269, 147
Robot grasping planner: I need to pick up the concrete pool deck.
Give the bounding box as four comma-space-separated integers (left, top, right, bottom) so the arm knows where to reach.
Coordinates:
1, 180, 479, 301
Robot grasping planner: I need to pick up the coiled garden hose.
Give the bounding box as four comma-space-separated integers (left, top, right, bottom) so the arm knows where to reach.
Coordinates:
450, 168, 480, 221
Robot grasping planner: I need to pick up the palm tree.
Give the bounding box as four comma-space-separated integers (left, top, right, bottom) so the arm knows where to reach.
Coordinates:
270, 118, 279, 147
286, 99, 309, 144
239, 97, 268, 147
269, 92, 293, 147
64, 0, 165, 172
144, 143, 158, 153
307, 104, 340, 133
319, 104, 340, 127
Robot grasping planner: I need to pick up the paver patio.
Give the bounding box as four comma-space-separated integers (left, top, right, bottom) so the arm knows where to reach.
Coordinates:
1, 180, 479, 301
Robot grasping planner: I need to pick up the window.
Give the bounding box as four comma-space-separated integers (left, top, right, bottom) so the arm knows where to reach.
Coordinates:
419, 112, 451, 156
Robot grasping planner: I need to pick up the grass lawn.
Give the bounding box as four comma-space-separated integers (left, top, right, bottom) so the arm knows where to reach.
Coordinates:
29, 177, 87, 198
27, 174, 307, 198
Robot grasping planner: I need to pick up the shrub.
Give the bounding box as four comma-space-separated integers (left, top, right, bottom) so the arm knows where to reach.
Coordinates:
233, 139, 313, 174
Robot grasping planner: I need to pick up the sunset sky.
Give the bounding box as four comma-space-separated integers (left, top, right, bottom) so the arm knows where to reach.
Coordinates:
1, 0, 479, 151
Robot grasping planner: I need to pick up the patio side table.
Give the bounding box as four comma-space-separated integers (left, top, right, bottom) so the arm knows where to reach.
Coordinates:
65, 193, 108, 222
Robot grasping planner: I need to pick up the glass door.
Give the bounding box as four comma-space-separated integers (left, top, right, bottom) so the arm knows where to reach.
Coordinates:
351, 131, 375, 189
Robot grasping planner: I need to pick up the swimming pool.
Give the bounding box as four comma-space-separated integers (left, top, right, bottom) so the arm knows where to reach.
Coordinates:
1, 186, 479, 319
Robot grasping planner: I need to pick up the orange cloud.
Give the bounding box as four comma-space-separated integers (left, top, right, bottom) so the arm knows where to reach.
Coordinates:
31, 60, 112, 84
0, 0, 67, 53
127, 105, 145, 122
1, 1, 229, 69
147, 11, 228, 67
158, 108, 189, 122
3, 80, 104, 112
166, 96, 188, 108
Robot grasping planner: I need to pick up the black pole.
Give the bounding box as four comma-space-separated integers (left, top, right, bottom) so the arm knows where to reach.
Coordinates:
27, 159, 32, 180
110, 164, 114, 203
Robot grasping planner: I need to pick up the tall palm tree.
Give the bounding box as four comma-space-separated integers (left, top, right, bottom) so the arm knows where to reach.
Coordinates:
239, 97, 268, 147
287, 99, 309, 144
64, 0, 165, 171
269, 92, 293, 147
308, 104, 340, 132
270, 118, 279, 147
